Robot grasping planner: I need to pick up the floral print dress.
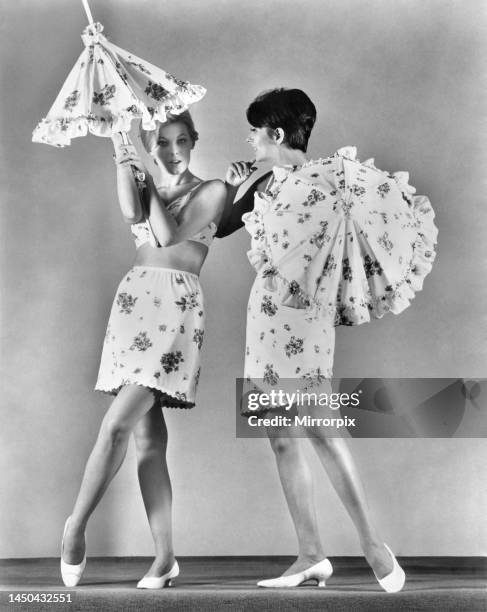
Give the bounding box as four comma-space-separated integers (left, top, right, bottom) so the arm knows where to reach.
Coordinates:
95, 180, 218, 408
242, 146, 438, 392
95, 267, 205, 408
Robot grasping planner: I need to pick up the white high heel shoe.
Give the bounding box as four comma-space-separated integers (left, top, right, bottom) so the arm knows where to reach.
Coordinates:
373, 543, 405, 593
257, 558, 333, 588
60, 517, 86, 587
137, 560, 179, 589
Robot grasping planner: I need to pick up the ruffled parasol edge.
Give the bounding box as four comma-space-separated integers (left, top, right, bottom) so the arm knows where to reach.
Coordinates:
334, 149, 439, 325
32, 86, 206, 147
247, 147, 439, 326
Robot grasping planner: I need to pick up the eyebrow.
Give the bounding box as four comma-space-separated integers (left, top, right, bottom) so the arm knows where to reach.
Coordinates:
158, 133, 188, 139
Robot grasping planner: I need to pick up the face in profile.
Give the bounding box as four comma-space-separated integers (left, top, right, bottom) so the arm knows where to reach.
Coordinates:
246, 126, 277, 162
151, 121, 194, 175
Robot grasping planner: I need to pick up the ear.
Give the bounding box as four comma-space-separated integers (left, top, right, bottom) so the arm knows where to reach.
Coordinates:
274, 127, 285, 145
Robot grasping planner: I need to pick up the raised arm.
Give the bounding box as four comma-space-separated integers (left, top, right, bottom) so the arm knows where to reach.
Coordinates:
216, 163, 272, 238
111, 132, 146, 224
145, 177, 226, 247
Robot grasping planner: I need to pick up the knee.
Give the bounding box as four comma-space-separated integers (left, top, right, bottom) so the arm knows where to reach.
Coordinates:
134, 429, 166, 455
268, 435, 296, 456
101, 418, 132, 448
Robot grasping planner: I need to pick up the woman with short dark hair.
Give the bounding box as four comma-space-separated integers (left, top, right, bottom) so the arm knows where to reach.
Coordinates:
218, 88, 437, 591
60, 112, 226, 589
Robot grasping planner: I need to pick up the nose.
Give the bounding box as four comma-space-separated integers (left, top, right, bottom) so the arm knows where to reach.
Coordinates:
168, 142, 179, 157
246, 135, 253, 144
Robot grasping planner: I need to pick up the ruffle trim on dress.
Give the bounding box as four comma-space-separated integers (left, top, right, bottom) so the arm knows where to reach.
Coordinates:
95, 380, 195, 409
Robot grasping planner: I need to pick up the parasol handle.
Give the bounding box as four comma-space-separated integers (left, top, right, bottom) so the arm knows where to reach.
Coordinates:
81, 0, 94, 25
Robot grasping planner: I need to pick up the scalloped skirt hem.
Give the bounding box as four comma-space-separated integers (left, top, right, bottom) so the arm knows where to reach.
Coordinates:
95, 382, 195, 409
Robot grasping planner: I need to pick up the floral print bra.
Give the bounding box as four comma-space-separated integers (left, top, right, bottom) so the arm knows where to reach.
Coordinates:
130, 183, 217, 249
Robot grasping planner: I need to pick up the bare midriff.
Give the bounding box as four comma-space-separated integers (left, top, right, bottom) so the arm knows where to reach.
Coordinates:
133, 240, 209, 276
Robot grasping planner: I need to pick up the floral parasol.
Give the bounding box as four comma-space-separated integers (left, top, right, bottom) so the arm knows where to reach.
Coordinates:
32, 0, 206, 147
243, 147, 438, 326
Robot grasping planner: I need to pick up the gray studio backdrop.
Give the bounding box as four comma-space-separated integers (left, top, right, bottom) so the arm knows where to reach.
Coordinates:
1, 0, 486, 558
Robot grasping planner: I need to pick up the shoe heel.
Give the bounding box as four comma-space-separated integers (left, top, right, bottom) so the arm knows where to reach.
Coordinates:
317, 579, 326, 587
165, 579, 172, 587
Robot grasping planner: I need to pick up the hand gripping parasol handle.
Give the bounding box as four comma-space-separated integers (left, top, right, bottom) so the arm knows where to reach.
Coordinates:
81, 0, 95, 25
117, 132, 158, 246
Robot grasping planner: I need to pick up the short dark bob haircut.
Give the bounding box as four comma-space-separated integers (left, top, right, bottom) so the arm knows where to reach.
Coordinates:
140, 110, 199, 153
246, 88, 316, 153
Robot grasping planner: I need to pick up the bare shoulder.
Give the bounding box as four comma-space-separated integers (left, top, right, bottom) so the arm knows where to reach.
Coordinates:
193, 179, 227, 209
197, 178, 226, 197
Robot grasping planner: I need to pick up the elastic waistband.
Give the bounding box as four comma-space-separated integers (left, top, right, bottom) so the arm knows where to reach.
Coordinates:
131, 265, 200, 280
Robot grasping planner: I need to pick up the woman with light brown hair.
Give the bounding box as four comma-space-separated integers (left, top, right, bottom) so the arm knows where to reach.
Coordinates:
60, 111, 226, 589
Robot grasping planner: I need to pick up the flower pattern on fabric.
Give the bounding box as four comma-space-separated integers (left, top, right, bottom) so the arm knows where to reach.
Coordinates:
160, 351, 184, 374
175, 292, 200, 312
263, 364, 279, 386
32, 22, 206, 148
364, 255, 384, 278
193, 329, 204, 350
128, 61, 151, 75
93, 84, 116, 106
284, 336, 304, 358
242, 146, 437, 327
342, 258, 353, 282
305, 189, 327, 206
323, 254, 337, 277
261, 295, 278, 316
377, 232, 394, 253
117, 293, 138, 314
244, 274, 334, 406
130, 331, 152, 352
242, 147, 437, 408
64, 90, 80, 111
95, 267, 206, 409
166, 72, 189, 88
377, 183, 391, 198
145, 81, 169, 101
300, 367, 329, 388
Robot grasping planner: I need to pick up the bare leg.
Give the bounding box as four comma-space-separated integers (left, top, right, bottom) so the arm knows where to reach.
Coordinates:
62, 385, 157, 564
133, 404, 175, 578
266, 423, 326, 575
305, 398, 394, 579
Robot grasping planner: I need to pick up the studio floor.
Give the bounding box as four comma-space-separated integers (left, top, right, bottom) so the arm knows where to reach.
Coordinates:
1, 556, 486, 612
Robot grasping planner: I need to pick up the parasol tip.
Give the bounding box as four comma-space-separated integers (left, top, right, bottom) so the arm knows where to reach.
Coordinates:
81, 22, 105, 46
81, 0, 95, 25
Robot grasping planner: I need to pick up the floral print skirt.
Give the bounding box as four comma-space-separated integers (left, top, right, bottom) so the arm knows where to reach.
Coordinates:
95, 266, 205, 408
244, 273, 335, 412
